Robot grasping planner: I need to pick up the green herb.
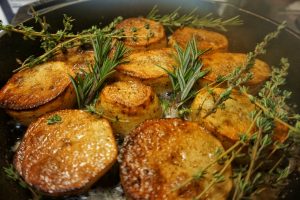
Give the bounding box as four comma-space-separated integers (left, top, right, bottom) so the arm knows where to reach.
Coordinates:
147, 6, 243, 31
202, 22, 286, 118
172, 22, 300, 200
159, 37, 208, 117
3, 164, 41, 200
70, 32, 128, 108
0, 10, 124, 72
47, 114, 62, 125
144, 23, 150, 29
131, 27, 137, 32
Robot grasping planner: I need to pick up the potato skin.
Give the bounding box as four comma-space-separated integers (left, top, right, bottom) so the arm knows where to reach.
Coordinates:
14, 110, 117, 196
114, 48, 177, 94
116, 18, 167, 51
168, 27, 228, 54
95, 81, 162, 137
0, 48, 93, 125
120, 118, 232, 200
200, 53, 271, 94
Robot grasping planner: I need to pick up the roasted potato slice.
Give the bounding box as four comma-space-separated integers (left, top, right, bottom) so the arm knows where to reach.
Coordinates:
190, 88, 255, 149
190, 88, 288, 149
168, 27, 228, 54
95, 81, 162, 137
14, 109, 117, 196
200, 53, 271, 94
0, 48, 93, 125
120, 118, 232, 200
114, 48, 177, 94
115, 18, 167, 51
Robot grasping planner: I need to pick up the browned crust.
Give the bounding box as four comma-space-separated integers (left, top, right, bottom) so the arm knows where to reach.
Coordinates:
14, 110, 117, 196
116, 17, 167, 51
168, 27, 228, 54
120, 118, 232, 200
99, 81, 154, 114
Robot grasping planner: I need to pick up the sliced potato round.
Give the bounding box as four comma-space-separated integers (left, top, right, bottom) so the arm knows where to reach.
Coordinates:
95, 81, 162, 137
114, 48, 177, 94
0, 48, 94, 125
168, 27, 228, 54
190, 88, 255, 149
200, 53, 271, 94
115, 18, 167, 51
120, 118, 232, 200
14, 109, 117, 196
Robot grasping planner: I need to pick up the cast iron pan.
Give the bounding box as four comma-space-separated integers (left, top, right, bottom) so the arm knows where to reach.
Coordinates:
0, 0, 299, 199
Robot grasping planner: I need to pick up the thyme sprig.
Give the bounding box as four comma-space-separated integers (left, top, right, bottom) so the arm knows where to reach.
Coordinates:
231, 61, 298, 199
3, 164, 41, 200
147, 6, 243, 31
0, 12, 125, 72
160, 37, 208, 117
69, 32, 128, 108
203, 22, 286, 118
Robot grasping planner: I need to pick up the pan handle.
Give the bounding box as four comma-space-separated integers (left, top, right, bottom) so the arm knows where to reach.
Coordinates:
11, 0, 86, 25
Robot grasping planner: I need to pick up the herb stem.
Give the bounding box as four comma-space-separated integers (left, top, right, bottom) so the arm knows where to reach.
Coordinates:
194, 146, 243, 200
245, 128, 263, 182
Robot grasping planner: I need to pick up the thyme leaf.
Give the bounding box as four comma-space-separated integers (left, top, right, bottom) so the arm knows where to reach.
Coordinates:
47, 114, 62, 125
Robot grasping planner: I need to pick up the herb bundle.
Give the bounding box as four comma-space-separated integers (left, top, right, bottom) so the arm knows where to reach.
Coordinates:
170, 22, 300, 199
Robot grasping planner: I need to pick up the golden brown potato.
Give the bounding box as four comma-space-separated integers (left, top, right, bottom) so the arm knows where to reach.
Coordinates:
168, 27, 228, 54
14, 109, 117, 196
190, 88, 255, 149
115, 17, 167, 51
0, 48, 93, 125
120, 118, 232, 200
200, 53, 271, 94
95, 81, 162, 137
114, 48, 177, 94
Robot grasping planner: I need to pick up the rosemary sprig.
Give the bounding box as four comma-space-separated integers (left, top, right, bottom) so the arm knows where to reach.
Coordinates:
147, 6, 243, 31
160, 37, 208, 117
3, 164, 41, 200
69, 32, 128, 108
